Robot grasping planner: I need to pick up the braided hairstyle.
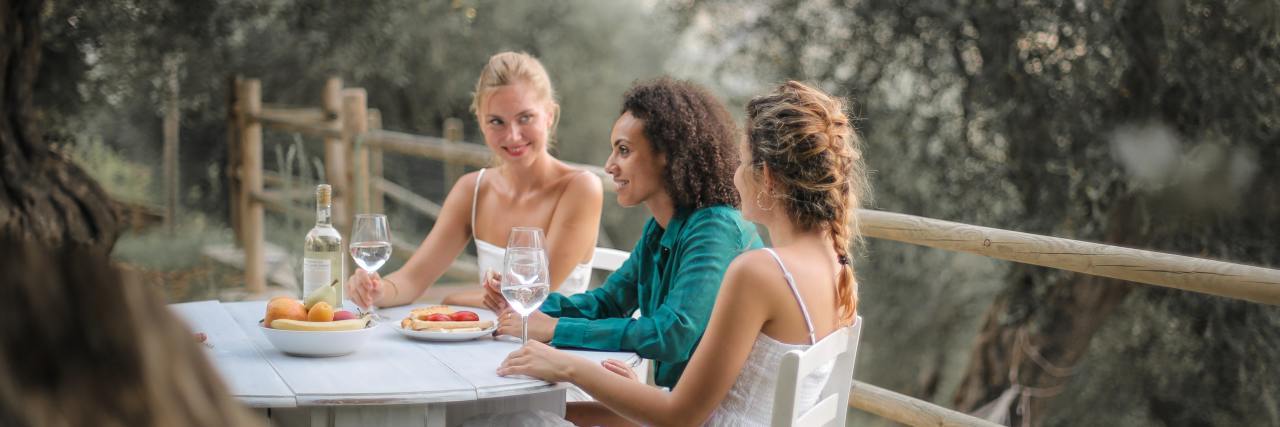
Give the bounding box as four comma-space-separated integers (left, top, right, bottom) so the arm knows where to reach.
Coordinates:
745, 81, 869, 325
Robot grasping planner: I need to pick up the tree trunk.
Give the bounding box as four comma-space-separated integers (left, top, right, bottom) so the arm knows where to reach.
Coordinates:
1, 0, 120, 248
953, 197, 1147, 426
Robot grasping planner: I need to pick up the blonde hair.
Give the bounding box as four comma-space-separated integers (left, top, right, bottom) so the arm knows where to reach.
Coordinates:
470, 51, 560, 142
745, 81, 870, 325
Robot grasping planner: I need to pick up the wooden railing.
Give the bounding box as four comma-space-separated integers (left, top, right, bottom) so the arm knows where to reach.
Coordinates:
860, 210, 1280, 305
229, 77, 1279, 427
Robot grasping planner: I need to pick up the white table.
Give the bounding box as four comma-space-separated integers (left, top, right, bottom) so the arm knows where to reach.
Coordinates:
170, 300, 638, 427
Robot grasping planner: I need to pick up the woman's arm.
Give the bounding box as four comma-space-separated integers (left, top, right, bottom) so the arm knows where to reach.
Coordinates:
501, 255, 777, 426
543, 170, 603, 290
549, 213, 747, 359
374, 173, 478, 307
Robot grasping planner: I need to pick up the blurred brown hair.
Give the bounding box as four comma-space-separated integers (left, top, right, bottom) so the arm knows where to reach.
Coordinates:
0, 235, 261, 426
744, 81, 870, 325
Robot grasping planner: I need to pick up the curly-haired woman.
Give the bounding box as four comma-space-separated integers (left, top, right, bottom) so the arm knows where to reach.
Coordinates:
485, 77, 763, 394
498, 81, 869, 426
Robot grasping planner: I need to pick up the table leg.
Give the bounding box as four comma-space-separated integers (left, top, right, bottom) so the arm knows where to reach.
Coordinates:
444, 389, 566, 426
266, 404, 441, 427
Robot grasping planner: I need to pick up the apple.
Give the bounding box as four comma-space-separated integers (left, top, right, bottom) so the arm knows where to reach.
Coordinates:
332, 310, 357, 321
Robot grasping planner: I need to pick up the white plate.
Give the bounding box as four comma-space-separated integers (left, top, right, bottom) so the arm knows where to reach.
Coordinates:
394, 323, 498, 341
389, 306, 498, 342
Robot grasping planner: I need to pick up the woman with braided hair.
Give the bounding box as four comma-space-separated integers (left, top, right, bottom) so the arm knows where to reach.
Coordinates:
498, 81, 869, 426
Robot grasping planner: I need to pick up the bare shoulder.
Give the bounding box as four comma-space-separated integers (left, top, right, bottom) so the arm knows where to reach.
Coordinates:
440, 170, 483, 212
557, 168, 603, 202
721, 250, 789, 298
448, 170, 482, 194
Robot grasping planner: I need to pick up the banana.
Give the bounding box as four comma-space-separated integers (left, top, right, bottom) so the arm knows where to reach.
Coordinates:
270, 318, 369, 331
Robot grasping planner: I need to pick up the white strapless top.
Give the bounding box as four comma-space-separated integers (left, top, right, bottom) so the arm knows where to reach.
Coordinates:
472, 169, 591, 295
703, 248, 835, 426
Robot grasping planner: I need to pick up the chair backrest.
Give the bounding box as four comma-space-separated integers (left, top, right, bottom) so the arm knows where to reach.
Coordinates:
591, 247, 630, 272
771, 316, 863, 427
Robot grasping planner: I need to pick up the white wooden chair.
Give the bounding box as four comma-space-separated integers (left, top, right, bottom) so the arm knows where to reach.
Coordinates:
586, 247, 663, 386
771, 316, 863, 427
590, 247, 630, 272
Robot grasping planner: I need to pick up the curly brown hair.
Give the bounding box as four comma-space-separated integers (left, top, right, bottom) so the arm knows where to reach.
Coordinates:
745, 81, 870, 325
620, 77, 740, 209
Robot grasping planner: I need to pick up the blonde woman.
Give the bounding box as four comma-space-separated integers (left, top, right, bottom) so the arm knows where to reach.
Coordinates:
499, 81, 868, 426
347, 51, 603, 309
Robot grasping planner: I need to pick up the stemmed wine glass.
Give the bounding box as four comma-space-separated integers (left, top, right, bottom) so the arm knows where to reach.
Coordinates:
351, 213, 392, 321
501, 227, 550, 343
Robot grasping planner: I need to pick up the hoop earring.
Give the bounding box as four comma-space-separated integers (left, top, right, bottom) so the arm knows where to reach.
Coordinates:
755, 190, 776, 211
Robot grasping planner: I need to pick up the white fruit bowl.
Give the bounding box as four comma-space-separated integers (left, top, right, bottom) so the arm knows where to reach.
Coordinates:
258, 321, 377, 357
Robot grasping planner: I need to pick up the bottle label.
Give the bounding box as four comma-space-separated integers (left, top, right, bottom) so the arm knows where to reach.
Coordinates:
303, 257, 332, 295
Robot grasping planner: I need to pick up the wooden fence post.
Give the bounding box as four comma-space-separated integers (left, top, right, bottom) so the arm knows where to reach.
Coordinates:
369, 109, 384, 214
340, 88, 368, 281
443, 117, 464, 186
321, 77, 346, 234
341, 88, 369, 220
238, 79, 265, 294
163, 56, 180, 234
227, 75, 242, 245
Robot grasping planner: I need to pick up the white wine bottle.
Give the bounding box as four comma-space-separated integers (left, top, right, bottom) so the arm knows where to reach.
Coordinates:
302, 184, 343, 308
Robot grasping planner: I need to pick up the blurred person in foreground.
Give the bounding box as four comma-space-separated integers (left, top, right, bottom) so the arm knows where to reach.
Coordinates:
0, 235, 261, 426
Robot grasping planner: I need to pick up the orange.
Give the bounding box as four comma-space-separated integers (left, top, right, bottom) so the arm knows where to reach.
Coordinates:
264, 298, 307, 328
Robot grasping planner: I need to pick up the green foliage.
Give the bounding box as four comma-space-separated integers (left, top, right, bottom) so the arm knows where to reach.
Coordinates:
111, 215, 234, 271
38, 0, 676, 249
680, 0, 1280, 425
58, 135, 155, 205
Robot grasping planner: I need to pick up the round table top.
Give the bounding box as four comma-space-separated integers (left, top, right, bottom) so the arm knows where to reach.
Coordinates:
171, 300, 638, 408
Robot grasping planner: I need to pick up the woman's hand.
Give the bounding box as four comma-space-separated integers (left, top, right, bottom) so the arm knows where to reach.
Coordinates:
498, 340, 586, 382
601, 359, 639, 382
345, 269, 383, 309
481, 270, 507, 313
495, 308, 558, 343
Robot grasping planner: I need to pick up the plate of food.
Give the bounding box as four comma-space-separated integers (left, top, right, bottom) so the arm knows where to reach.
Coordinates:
394, 305, 497, 341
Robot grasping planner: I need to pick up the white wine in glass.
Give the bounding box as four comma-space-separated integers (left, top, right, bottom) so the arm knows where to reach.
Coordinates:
501, 227, 550, 343
351, 213, 392, 321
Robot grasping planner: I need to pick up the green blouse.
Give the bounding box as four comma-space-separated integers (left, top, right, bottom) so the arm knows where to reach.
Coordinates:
542, 205, 762, 389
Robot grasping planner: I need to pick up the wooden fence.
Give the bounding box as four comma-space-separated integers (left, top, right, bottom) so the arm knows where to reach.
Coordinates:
229, 77, 1280, 427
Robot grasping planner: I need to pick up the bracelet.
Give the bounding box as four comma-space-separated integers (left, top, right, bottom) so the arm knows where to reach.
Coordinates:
383, 277, 401, 298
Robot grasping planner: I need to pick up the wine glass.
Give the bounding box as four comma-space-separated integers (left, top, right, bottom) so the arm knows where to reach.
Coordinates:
351, 213, 392, 321
501, 227, 550, 343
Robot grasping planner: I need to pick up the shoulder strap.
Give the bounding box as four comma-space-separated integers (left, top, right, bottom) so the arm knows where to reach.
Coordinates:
471, 168, 486, 239
762, 248, 817, 344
